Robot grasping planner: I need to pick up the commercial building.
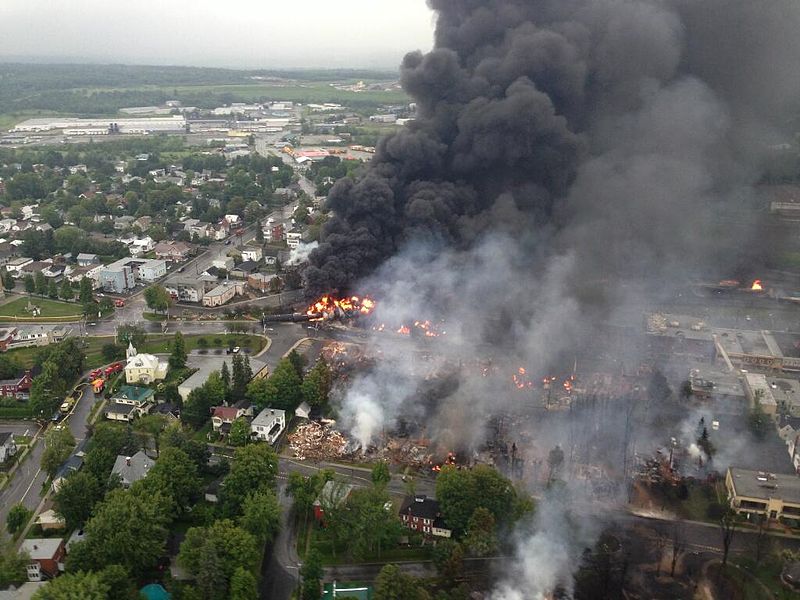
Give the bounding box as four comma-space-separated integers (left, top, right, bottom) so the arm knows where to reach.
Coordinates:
202, 282, 242, 307
98, 258, 167, 292
744, 373, 779, 418
178, 356, 268, 402
726, 467, 800, 523
11, 115, 187, 134
139, 259, 167, 282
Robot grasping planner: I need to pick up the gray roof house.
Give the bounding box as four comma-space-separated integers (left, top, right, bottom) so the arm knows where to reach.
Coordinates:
111, 450, 154, 488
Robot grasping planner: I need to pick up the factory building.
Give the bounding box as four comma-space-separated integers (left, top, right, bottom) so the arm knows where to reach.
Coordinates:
11, 116, 187, 134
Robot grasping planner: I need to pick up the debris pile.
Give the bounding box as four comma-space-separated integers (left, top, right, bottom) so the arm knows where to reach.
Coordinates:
288, 421, 349, 461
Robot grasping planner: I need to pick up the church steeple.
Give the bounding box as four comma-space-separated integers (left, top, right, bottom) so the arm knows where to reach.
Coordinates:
126, 342, 137, 359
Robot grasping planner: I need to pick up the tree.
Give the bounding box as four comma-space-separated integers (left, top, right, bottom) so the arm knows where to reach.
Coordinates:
133, 413, 167, 457
287, 349, 306, 379
374, 564, 431, 600
246, 357, 302, 411
59, 279, 74, 301
6, 504, 32, 537
287, 470, 332, 533
41, 427, 76, 479
144, 446, 202, 514
239, 489, 281, 545
2, 269, 14, 291
178, 520, 259, 599
0, 543, 29, 588
79, 277, 94, 304
101, 343, 125, 363
68, 487, 171, 577
300, 549, 323, 600
116, 324, 146, 349
547, 445, 565, 485
31, 571, 109, 600
340, 487, 402, 560
749, 393, 772, 440
160, 423, 210, 472
221, 360, 231, 400
435, 465, 519, 536
302, 359, 331, 407
669, 523, 685, 577
464, 507, 497, 557
182, 372, 225, 428
170, 331, 187, 369
34, 271, 46, 296
47, 278, 58, 299
53, 471, 102, 530
231, 354, 252, 400
696, 427, 715, 461
220, 444, 278, 516
372, 461, 391, 487
144, 284, 172, 314
719, 508, 737, 568
228, 417, 250, 447
230, 566, 259, 600
432, 540, 464, 588
24, 273, 35, 294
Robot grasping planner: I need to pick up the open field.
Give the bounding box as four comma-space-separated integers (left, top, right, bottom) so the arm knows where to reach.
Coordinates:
0, 297, 82, 320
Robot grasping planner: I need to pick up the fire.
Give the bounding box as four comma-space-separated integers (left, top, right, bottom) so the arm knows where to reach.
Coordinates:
512, 367, 533, 389
305, 295, 376, 320
751, 279, 763, 291
397, 325, 411, 335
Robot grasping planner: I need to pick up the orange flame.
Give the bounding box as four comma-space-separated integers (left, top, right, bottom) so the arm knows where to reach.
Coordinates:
306, 295, 376, 320
751, 279, 763, 291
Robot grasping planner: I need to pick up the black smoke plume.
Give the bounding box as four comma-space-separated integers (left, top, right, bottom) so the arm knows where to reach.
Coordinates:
305, 0, 800, 298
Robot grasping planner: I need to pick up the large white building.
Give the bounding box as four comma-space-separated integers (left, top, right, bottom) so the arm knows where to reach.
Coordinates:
124, 343, 168, 385
251, 408, 286, 444
11, 116, 187, 134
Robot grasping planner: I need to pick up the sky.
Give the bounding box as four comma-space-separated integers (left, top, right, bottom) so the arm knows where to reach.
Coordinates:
0, 0, 436, 69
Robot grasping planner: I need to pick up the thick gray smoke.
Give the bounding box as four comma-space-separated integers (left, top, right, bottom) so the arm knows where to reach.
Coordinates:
306, 0, 800, 596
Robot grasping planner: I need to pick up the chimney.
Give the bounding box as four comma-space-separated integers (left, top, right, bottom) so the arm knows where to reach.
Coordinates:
125, 456, 131, 466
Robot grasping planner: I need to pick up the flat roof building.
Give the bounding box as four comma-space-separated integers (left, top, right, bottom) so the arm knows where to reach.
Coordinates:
726, 467, 800, 523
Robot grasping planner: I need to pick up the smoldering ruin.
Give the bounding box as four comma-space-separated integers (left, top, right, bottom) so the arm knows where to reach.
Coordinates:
295, 0, 800, 597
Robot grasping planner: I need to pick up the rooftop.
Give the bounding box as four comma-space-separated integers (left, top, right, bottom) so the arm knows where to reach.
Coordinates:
112, 450, 155, 486
20, 538, 63, 560
252, 408, 285, 427
113, 385, 155, 403
728, 467, 800, 504
399, 495, 442, 520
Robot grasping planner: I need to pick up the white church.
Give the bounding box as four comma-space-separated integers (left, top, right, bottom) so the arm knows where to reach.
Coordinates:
124, 342, 168, 385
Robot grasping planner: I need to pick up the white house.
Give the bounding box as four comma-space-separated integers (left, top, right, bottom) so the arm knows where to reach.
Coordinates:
124, 344, 168, 384
0, 432, 17, 463
240, 245, 263, 262
251, 408, 286, 444
129, 236, 155, 257
139, 259, 167, 282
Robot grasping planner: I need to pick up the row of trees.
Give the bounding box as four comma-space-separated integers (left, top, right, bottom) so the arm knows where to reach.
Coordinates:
29, 338, 86, 417
246, 351, 332, 413
38, 417, 281, 599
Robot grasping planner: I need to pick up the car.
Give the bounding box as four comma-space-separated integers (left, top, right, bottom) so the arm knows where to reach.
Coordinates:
88, 322, 96, 326
232, 346, 240, 354
224, 240, 232, 245
178, 267, 184, 272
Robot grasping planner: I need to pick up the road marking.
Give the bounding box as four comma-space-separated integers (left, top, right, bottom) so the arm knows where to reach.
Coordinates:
21, 467, 41, 503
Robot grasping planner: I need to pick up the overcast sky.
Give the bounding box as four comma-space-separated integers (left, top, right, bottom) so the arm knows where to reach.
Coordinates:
0, 0, 436, 69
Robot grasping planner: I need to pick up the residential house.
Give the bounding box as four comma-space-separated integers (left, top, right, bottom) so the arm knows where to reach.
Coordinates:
231, 261, 259, 279
76, 253, 99, 267
211, 406, 247, 437
399, 496, 453, 538
105, 385, 156, 421
9, 328, 52, 349
114, 215, 135, 231
726, 467, 800, 524
313, 480, 354, 523
240, 245, 263, 262
165, 277, 205, 303
20, 538, 65, 582
247, 273, 280, 293
98, 264, 135, 292
133, 216, 152, 230
111, 451, 155, 487
202, 282, 243, 307
212, 256, 234, 271
35, 510, 65, 532
250, 408, 286, 444
5, 257, 33, 277
286, 229, 303, 250
154, 241, 193, 262
129, 236, 155, 257
125, 344, 168, 385
0, 219, 17, 234
0, 369, 33, 399
263, 221, 285, 243
52, 439, 87, 492
138, 259, 167, 282
0, 432, 17, 462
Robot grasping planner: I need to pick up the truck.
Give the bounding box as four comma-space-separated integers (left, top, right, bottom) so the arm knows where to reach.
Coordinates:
104, 362, 124, 377
89, 369, 102, 380
114, 299, 125, 308
92, 378, 105, 394
59, 398, 74, 413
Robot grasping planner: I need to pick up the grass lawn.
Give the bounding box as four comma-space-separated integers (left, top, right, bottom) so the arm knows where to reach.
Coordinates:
710, 563, 773, 600
734, 558, 800, 600
0, 297, 82, 320
309, 523, 433, 566
139, 333, 266, 355
5, 335, 113, 369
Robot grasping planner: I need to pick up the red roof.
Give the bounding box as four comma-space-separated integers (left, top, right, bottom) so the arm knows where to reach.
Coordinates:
212, 406, 239, 421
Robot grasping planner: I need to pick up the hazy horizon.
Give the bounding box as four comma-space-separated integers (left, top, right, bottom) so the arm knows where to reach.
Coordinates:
0, 0, 435, 70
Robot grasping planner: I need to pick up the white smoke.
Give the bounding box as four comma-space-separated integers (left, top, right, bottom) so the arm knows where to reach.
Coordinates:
287, 241, 319, 266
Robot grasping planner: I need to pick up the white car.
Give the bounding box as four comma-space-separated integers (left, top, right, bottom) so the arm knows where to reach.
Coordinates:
232, 346, 240, 354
